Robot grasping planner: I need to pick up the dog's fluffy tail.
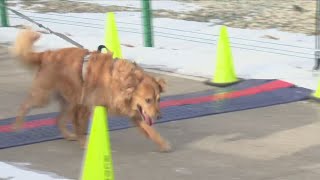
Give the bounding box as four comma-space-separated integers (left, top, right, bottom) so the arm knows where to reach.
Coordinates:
10, 28, 43, 66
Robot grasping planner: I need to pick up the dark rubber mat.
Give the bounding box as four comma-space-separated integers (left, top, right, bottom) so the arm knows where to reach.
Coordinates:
0, 79, 312, 149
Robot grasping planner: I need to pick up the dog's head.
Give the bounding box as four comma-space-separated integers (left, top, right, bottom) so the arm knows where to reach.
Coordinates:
96, 54, 166, 126
130, 76, 166, 126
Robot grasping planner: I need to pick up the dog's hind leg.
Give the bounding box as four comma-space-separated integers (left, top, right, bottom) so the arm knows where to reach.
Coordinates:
73, 105, 91, 148
12, 89, 50, 131
56, 97, 77, 141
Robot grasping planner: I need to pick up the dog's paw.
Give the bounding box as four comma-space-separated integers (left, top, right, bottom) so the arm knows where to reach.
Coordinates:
11, 124, 20, 131
79, 137, 87, 149
11, 121, 23, 132
65, 133, 77, 141
80, 143, 87, 150
160, 142, 172, 153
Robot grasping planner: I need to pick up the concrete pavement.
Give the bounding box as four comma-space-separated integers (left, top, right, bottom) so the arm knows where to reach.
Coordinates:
1, 44, 320, 180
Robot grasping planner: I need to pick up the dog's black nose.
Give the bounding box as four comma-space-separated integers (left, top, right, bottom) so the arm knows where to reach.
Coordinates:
157, 114, 162, 119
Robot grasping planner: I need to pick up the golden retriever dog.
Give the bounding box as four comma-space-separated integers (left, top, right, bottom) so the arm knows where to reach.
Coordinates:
10, 28, 171, 152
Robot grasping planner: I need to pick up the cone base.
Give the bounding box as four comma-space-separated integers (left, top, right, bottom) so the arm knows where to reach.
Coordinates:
204, 78, 243, 87
309, 94, 320, 103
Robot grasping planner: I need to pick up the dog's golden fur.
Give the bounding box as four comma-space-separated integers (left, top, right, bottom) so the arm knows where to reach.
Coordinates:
10, 28, 171, 152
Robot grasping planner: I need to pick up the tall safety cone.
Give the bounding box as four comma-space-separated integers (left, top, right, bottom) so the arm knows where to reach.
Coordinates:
81, 106, 114, 180
205, 26, 241, 87
105, 12, 122, 59
310, 80, 320, 101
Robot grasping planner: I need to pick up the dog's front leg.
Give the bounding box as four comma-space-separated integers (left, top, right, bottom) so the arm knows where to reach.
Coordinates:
137, 120, 171, 152
132, 119, 149, 138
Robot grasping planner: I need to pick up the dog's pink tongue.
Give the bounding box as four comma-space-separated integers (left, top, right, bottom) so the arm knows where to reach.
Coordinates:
146, 116, 153, 126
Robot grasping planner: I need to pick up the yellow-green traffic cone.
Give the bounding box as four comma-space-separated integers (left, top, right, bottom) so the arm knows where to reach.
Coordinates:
311, 80, 320, 101
205, 25, 241, 87
104, 12, 122, 59
81, 106, 114, 180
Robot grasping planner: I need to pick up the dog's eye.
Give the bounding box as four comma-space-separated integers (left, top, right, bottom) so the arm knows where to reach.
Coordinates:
145, 98, 152, 104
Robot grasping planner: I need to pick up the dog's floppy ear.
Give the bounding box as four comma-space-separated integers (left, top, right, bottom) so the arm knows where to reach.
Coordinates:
156, 78, 166, 93
134, 68, 144, 81
123, 87, 135, 100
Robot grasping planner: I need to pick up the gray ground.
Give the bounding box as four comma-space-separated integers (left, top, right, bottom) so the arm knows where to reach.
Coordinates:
1, 42, 320, 180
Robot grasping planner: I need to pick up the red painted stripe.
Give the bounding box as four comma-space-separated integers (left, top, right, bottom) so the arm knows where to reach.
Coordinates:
159, 80, 293, 108
0, 80, 293, 133
0, 118, 56, 133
